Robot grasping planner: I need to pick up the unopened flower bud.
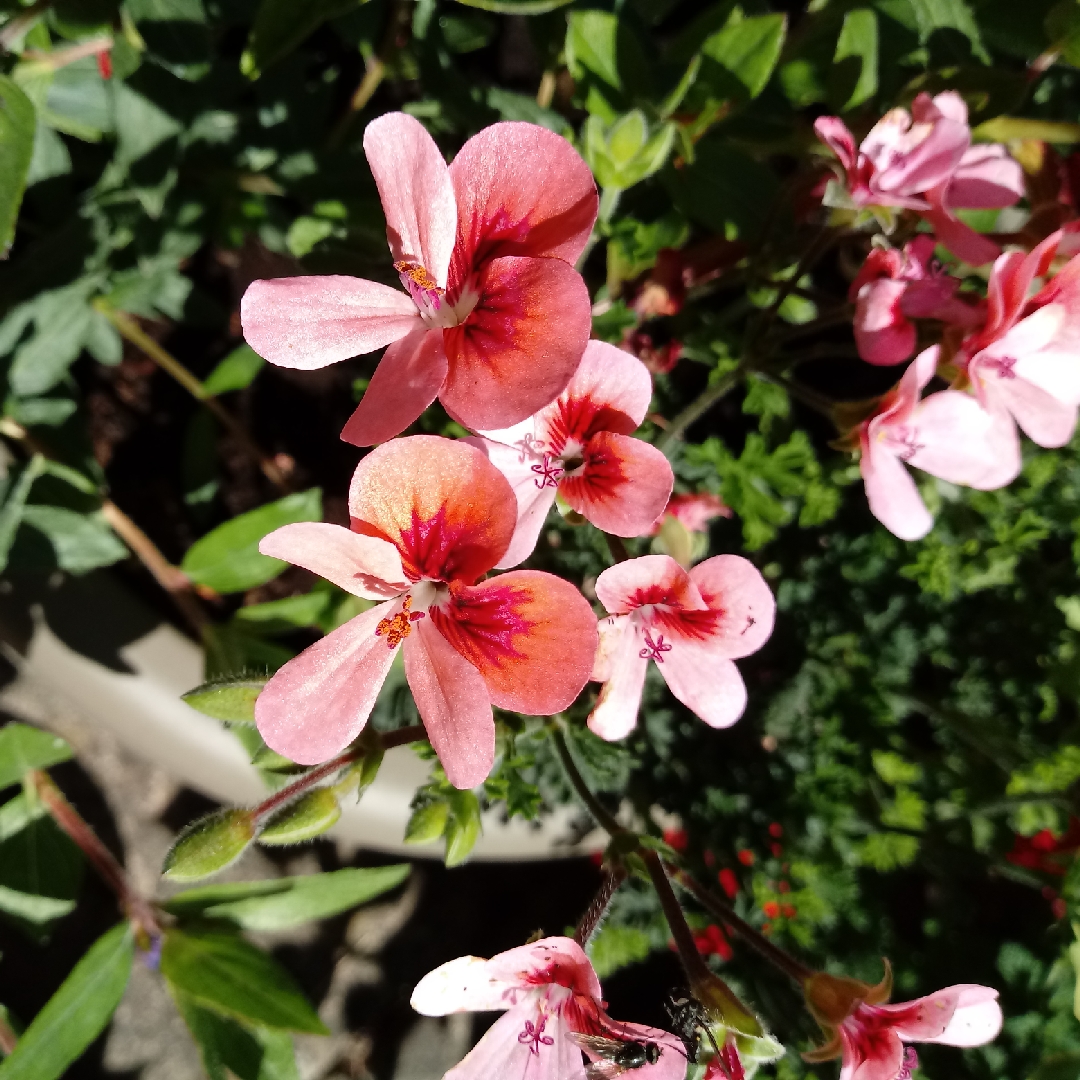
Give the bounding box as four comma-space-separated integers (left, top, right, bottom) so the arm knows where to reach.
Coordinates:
163, 808, 255, 881
802, 961, 892, 1028
259, 788, 341, 846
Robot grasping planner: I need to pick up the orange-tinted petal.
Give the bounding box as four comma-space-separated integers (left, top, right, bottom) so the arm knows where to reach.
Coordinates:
348, 436, 516, 584
429, 571, 597, 715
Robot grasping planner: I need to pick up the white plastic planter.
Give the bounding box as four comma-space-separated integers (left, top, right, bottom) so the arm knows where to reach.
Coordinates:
0, 571, 596, 859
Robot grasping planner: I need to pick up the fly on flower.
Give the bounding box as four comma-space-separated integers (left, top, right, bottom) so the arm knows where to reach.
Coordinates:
241, 113, 598, 444
568, 1033, 662, 1078
252, 436, 597, 789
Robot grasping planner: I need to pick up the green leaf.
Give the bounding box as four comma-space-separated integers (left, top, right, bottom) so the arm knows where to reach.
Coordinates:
258, 789, 341, 846
0, 886, 75, 926
163, 809, 256, 882
1048, 1, 1080, 67
161, 927, 329, 1034
9, 283, 98, 397
908, 0, 989, 62
404, 800, 450, 845
113, 81, 183, 164
233, 592, 331, 635
0, 793, 46, 844
588, 923, 652, 978
183, 676, 267, 723
830, 8, 878, 111
444, 790, 481, 867
42, 58, 113, 141
174, 995, 300, 1080
0, 724, 71, 791
0, 458, 44, 573
242, 0, 368, 78
0, 922, 133, 1080
567, 11, 621, 90
21, 507, 128, 575
203, 345, 265, 396
700, 11, 787, 101
181, 489, 322, 594
285, 217, 335, 258
165, 866, 410, 930
0, 75, 36, 257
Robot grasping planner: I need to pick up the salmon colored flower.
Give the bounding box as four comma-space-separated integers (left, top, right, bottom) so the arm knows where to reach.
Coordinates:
253, 436, 597, 788
472, 341, 674, 567
858, 346, 1019, 540
411, 937, 686, 1080
961, 229, 1080, 450
589, 554, 775, 740
850, 237, 981, 365
804, 967, 1002, 1080
816, 92, 1023, 264
241, 113, 596, 444
648, 492, 732, 535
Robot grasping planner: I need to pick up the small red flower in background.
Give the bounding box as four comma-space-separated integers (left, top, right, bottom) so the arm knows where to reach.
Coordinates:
694, 923, 732, 961
762, 901, 780, 920
717, 868, 738, 898
1006, 818, 1080, 876
96, 49, 113, 79
663, 827, 689, 852
737, 849, 755, 867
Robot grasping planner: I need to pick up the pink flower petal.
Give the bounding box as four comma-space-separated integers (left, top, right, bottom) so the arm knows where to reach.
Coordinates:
591, 613, 628, 683
854, 279, 916, 366
411, 955, 521, 1015
545, 340, 656, 444
467, 437, 560, 569
814, 116, 858, 173
949, 144, 1024, 209
845, 1028, 905, 1080
448, 121, 598, 277
441, 255, 591, 432
981, 371, 1077, 448
429, 571, 597, 716
349, 436, 517, 584
905, 391, 1021, 490
485, 937, 600, 999
595, 554, 706, 615
920, 987, 1003, 1047
588, 616, 649, 741
258, 521, 407, 599
655, 641, 747, 728
445, 996, 587, 1080
340, 326, 448, 447
868, 101, 969, 198
403, 615, 494, 789
860, 439, 933, 541
254, 601, 398, 765
688, 554, 776, 658
559, 432, 674, 537
921, 204, 1001, 266
363, 112, 457, 288
241, 276, 419, 370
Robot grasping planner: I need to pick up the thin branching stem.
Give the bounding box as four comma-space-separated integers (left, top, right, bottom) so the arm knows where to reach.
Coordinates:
551, 726, 625, 837
657, 363, 746, 455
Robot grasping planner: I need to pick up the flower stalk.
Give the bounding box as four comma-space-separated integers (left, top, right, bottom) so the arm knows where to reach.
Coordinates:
551, 725, 626, 838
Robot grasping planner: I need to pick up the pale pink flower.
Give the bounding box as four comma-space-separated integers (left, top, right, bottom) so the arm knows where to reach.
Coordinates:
859, 346, 1019, 541
813, 985, 1002, 1080
961, 229, 1080, 449
253, 436, 597, 788
241, 113, 597, 444
588, 554, 774, 740
849, 236, 981, 365
816, 92, 1023, 264
471, 341, 674, 567
648, 492, 732, 536
410, 937, 686, 1080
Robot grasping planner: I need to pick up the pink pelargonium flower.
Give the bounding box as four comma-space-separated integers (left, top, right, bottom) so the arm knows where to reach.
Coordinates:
850, 236, 982, 365
815, 92, 1023, 265
241, 113, 597, 444
960, 228, 1080, 450
253, 436, 597, 788
858, 345, 1018, 541
804, 968, 1002, 1080
471, 340, 674, 568
410, 937, 686, 1080
588, 554, 775, 740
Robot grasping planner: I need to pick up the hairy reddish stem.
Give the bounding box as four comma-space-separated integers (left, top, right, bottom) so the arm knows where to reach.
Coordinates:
575, 866, 627, 946
28, 770, 161, 941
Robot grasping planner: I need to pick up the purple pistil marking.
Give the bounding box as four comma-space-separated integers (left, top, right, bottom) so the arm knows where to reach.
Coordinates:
518, 1016, 555, 1055
531, 453, 564, 489
639, 629, 672, 663
897, 1046, 918, 1080
517, 432, 546, 463
993, 355, 1018, 380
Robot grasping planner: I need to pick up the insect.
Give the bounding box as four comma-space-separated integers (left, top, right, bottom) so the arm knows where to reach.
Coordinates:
664, 992, 722, 1065
568, 1033, 663, 1079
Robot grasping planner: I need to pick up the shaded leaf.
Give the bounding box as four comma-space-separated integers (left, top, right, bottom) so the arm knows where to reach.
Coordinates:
242, 0, 368, 78
21, 506, 128, 575
0, 922, 133, 1080
0, 75, 36, 256
181, 490, 322, 594
0, 724, 71, 791
203, 344, 265, 396
700, 11, 787, 101
161, 927, 329, 1033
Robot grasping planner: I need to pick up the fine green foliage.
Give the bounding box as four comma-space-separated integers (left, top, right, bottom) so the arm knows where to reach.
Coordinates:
0, 923, 133, 1080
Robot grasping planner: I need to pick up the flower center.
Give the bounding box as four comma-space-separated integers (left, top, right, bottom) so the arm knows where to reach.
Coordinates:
639, 628, 672, 663
395, 260, 445, 311
374, 594, 426, 648
518, 1012, 555, 1055
531, 452, 564, 489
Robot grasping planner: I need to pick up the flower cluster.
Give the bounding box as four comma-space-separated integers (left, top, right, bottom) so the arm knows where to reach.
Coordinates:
237, 107, 1009, 1080
817, 97, 1080, 540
